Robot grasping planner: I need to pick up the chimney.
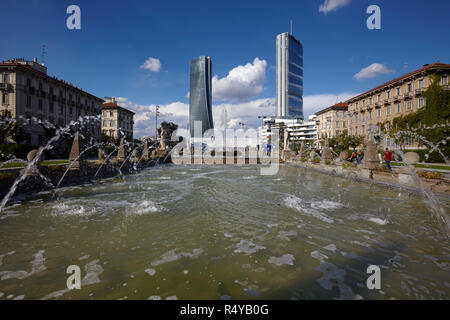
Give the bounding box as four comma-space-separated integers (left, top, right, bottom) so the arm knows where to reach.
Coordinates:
33, 57, 37, 63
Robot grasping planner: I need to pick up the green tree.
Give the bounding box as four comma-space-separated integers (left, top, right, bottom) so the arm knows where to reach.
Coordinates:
328, 130, 365, 154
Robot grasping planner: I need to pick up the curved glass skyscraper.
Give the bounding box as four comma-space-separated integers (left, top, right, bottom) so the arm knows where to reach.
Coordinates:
276, 32, 303, 119
189, 56, 213, 138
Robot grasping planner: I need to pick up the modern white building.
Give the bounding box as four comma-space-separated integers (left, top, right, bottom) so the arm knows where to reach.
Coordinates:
276, 32, 303, 119
259, 115, 317, 147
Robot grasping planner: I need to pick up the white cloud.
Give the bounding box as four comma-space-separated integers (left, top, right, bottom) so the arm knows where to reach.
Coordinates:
319, 0, 351, 13
212, 58, 267, 102
140, 57, 162, 72
115, 91, 360, 138
353, 63, 395, 80
303, 92, 358, 117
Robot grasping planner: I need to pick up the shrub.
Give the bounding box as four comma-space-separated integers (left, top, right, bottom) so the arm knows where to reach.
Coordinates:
0, 144, 35, 161
313, 158, 320, 164
417, 170, 443, 180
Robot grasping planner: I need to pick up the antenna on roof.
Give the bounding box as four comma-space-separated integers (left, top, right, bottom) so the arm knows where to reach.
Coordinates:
404, 60, 408, 73
290, 20, 293, 35
41, 45, 47, 65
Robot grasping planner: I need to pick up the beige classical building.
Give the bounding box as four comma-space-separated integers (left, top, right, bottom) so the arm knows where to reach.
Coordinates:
101, 97, 135, 140
315, 102, 348, 145
346, 62, 449, 148
0, 58, 103, 145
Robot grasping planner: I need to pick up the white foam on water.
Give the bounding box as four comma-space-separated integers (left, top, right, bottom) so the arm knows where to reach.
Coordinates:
234, 240, 265, 255
311, 200, 344, 210
148, 295, 162, 300
350, 241, 372, 248
165, 295, 178, 300
278, 230, 297, 241
311, 251, 328, 262
323, 244, 337, 252
284, 196, 335, 224
268, 254, 295, 266
267, 223, 278, 228
127, 200, 161, 215
151, 248, 204, 267
145, 268, 156, 276
79, 254, 90, 261
0, 250, 46, 281
183, 270, 189, 275
368, 217, 388, 225
224, 233, 233, 238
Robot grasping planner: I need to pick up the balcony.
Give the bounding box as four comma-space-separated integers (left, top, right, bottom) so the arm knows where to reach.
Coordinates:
384, 99, 390, 105
0, 83, 8, 91
415, 88, 423, 95
443, 85, 449, 91
39, 90, 46, 98
393, 95, 401, 102
374, 102, 381, 108
404, 91, 412, 99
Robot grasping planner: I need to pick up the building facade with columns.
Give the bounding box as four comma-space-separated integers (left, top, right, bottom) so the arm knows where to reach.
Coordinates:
0, 58, 103, 145
101, 97, 135, 141
346, 62, 449, 148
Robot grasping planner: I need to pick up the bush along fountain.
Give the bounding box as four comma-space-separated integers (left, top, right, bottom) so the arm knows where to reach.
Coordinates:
0, 117, 172, 212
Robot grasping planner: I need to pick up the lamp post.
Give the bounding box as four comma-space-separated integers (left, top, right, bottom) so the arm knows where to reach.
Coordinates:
155, 105, 160, 139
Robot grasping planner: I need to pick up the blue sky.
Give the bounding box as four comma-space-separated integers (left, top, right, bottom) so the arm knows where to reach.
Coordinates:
1, 0, 449, 137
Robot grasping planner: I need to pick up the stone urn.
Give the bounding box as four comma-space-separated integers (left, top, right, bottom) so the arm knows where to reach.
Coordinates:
362, 139, 380, 170
339, 151, 349, 162
403, 152, 420, 166
27, 149, 38, 162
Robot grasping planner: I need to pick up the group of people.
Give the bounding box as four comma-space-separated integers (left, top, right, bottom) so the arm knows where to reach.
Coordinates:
349, 149, 364, 166
348, 147, 393, 171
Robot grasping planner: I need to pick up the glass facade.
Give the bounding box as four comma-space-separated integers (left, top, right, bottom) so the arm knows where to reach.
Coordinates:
189, 56, 213, 138
276, 32, 303, 119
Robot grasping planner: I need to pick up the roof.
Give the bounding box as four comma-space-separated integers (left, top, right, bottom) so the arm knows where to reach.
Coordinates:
347, 61, 450, 103
0, 60, 104, 101
102, 103, 135, 115
315, 102, 348, 116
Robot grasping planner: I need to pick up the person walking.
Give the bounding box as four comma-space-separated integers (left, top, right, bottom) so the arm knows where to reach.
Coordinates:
356, 150, 364, 165
383, 148, 393, 171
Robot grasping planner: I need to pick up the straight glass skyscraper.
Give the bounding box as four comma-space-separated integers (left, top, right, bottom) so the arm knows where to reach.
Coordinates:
276, 32, 303, 119
189, 56, 213, 138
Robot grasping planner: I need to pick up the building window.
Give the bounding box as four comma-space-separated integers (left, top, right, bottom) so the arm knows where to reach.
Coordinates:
378, 95, 381, 102
387, 91, 391, 99
377, 109, 381, 117
350, 128, 353, 135
2, 93, 8, 105
396, 88, 400, 96
356, 102, 358, 108
443, 76, 448, 86
27, 78, 31, 87
39, 83, 43, 91
419, 97, 424, 108
408, 83, 412, 92
343, 121, 346, 128
38, 99, 43, 110
70, 107, 73, 115
397, 103, 401, 113
419, 79, 424, 88
369, 97, 372, 104
60, 105, 63, 114
49, 102, 54, 113
336, 121, 340, 128
27, 95, 31, 107
407, 101, 412, 110
3, 73, 8, 83
386, 106, 390, 115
